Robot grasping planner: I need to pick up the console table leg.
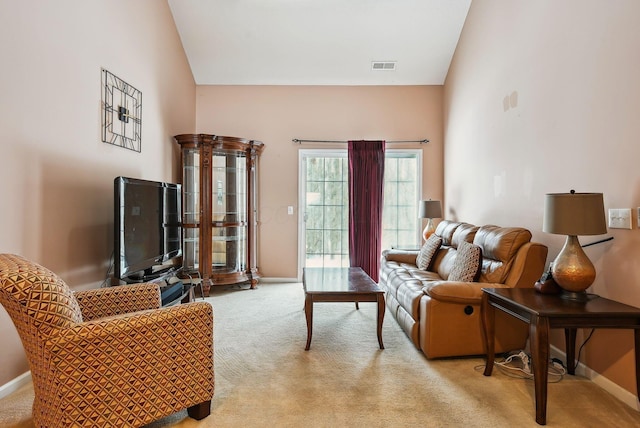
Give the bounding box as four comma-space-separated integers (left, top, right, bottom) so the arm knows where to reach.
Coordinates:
482, 293, 496, 376
530, 315, 550, 425
635, 329, 640, 401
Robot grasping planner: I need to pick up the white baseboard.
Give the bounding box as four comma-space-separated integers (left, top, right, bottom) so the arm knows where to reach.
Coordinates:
550, 345, 640, 411
0, 371, 31, 400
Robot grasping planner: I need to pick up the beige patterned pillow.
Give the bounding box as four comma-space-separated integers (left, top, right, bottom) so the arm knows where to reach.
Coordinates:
449, 241, 482, 282
416, 235, 443, 270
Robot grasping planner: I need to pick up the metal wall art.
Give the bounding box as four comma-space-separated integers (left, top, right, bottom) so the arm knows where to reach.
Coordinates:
101, 69, 142, 152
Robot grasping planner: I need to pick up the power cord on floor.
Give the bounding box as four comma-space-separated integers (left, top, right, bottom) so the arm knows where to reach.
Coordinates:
477, 350, 566, 383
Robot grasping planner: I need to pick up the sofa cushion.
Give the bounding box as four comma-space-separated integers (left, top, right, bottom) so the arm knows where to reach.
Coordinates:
448, 241, 482, 282
416, 235, 442, 270
473, 225, 532, 284
433, 246, 458, 280
434, 220, 461, 246
451, 223, 479, 249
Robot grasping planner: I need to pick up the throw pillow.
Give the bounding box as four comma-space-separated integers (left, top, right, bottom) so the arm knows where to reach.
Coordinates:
449, 241, 482, 282
416, 235, 443, 270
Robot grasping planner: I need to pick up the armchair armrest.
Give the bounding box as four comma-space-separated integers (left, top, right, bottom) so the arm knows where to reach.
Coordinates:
424, 281, 511, 305
74, 283, 161, 321
45, 302, 214, 422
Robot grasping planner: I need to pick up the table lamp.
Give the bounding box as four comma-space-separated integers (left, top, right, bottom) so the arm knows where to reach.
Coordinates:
542, 190, 607, 301
418, 200, 442, 241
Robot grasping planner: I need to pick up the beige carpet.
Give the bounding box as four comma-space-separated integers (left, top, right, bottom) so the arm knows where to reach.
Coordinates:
2, 282, 640, 427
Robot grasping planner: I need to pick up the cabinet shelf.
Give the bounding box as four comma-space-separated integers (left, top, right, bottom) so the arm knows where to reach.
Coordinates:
212, 235, 246, 242
212, 222, 248, 227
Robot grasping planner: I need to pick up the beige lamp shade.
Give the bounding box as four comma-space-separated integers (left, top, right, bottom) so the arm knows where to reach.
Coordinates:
543, 192, 607, 236
418, 200, 442, 219
542, 191, 607, 301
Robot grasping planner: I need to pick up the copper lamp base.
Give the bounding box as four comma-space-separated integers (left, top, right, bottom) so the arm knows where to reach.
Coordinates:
551, 235, 596, 302
422, 218, 435, 241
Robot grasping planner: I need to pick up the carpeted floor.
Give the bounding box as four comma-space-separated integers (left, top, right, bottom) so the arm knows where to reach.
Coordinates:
2, 282, 640, 427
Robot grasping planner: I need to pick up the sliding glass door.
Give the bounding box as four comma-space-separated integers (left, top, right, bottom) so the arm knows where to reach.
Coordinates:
298, 149, 422, 276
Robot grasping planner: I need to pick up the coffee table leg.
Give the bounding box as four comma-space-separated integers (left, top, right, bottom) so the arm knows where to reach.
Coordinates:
377, 294, 385, 349
530, 315, 550, 425
304, 293, 313, 350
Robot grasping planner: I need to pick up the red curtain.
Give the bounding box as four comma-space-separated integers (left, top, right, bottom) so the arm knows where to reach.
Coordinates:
348, 140, 385, 282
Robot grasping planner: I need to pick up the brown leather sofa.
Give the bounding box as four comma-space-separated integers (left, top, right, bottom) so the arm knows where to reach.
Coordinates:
379, 220, 548, 358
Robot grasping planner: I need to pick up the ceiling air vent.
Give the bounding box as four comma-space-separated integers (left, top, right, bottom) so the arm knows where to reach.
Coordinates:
371, 61, 396, 71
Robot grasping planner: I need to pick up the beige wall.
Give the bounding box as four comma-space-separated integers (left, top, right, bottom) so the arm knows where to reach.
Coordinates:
194, 85, 444, 279
0, 0, 196, 386
445, 0, 640, 397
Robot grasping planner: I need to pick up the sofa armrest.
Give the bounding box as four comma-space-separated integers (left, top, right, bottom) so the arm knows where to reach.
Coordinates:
424, 281, 511, 305
382, 249, 419, 264
504, 242, 548, 288
74, 283, 162, 321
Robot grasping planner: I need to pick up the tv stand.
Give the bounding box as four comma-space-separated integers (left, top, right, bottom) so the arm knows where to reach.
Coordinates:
142, 265, 180, 282
159, 279, 191, 306
120, 266, 192, 306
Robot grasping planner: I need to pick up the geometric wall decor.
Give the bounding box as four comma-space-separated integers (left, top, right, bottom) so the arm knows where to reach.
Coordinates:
101, 69, 142, 152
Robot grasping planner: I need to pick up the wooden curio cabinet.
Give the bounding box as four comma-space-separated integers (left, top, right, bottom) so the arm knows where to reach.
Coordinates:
174, 134, 264, 295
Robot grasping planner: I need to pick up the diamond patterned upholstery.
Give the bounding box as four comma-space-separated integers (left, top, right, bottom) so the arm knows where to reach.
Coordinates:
0, 254, 214, 427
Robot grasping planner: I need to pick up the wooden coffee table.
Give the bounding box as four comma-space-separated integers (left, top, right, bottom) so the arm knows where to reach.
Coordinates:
302, 267, 385, 350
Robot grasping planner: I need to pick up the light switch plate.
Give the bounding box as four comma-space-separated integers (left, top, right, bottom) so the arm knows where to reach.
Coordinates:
608, 208, 632, 229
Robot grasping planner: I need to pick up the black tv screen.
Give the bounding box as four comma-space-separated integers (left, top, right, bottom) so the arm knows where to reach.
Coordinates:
114, 176, 182, 281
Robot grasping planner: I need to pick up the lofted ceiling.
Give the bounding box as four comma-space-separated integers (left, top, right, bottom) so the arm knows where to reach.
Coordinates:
168, 0, 471, 86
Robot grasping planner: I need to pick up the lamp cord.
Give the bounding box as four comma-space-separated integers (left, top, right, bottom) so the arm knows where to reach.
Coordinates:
581, 236, 614, 248
574, 328, 596, 368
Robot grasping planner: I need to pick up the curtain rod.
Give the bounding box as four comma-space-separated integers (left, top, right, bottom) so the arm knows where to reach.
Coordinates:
292, 138, 429, 144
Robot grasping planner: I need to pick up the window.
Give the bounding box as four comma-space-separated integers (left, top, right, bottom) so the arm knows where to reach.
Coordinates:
299, 149, 422, 272
381, 152, 422, 250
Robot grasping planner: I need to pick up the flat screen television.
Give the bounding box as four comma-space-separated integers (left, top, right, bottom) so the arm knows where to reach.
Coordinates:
114, 176, 182, 282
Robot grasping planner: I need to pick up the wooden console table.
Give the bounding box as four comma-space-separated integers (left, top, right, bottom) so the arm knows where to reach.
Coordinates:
481, 287, 640, 425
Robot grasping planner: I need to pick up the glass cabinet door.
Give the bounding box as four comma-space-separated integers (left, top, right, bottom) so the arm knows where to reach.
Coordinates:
211, 152, 248, 274
182, 147, 200, 271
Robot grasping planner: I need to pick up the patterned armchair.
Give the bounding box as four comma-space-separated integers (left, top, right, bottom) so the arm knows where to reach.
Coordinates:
0, 254, 214, 427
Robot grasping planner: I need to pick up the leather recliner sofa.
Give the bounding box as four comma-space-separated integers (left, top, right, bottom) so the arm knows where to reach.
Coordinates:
379, 220, 548, 358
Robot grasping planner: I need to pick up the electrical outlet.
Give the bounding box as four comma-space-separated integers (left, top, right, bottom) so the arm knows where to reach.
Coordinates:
608, 208, 632, 229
